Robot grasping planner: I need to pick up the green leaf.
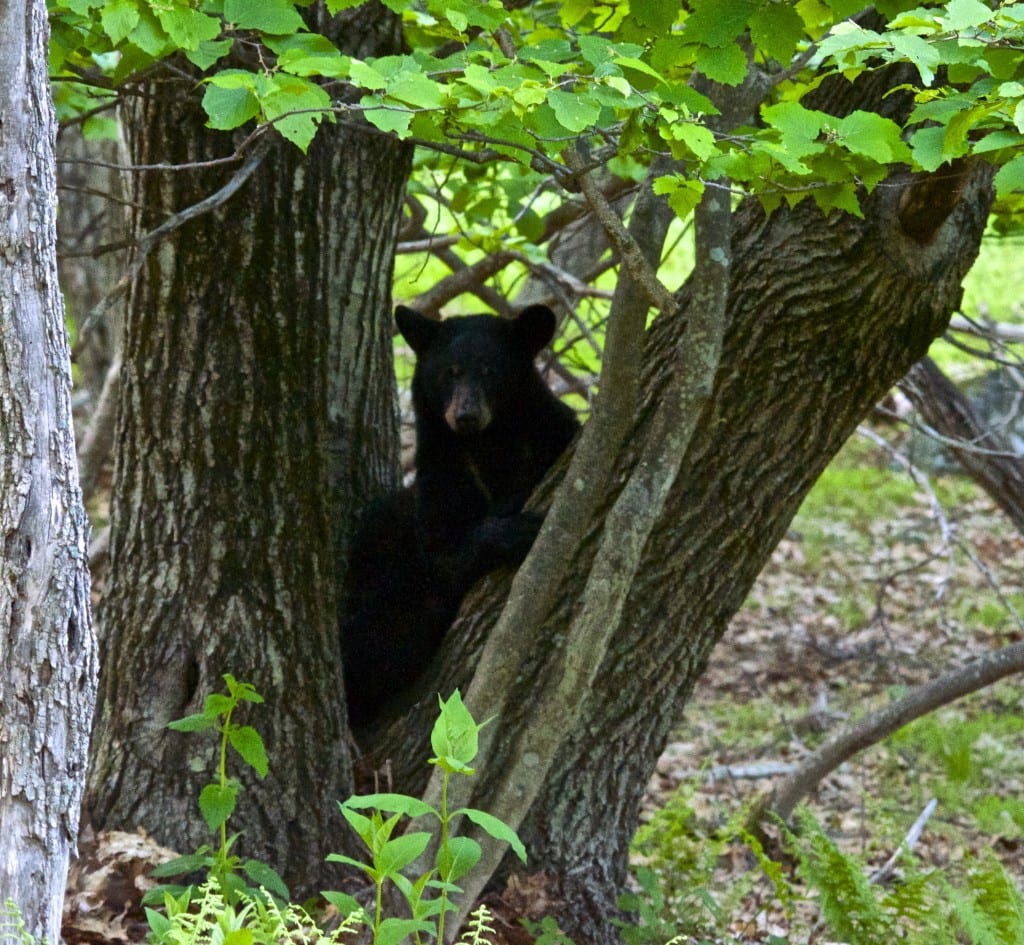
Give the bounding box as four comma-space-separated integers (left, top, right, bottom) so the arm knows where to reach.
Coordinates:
203, 692, 235, 718
695, 42, 749, 85
241, 859, 289, 899
224, 0, 305, 34
457, 808, 527, 863
149, 850, 211, 878
203, 81, 260, 131
891, 32, 942, 86
228, 725, 268, 777
684, 0, 756, 47
154, 6, 221, 50
100, 0, 139, 46
223, 929, 254, 945
430, 691, 485, 771
994, 153, 1024, 197
910, 125, 948, 171
376, 917, 433, 945
321, 890, 364, 917
547, 89, 601, 133
361, 100, 413, 137
376, 832, 432, 876
835, 111, 912, 163
262, 74, 332, 151
199, 782, 238, 831
339, 804, 374, 845
436, 835, 481, 882
325, 852, 376, 878
343, 793, 438, 820
943, 0, 994, 31
749, 3, 805, 64
185, 38, 234, 70
167, 712, 216, 732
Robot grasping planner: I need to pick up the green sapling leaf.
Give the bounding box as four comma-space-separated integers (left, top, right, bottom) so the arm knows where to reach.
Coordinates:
457, 808, 527, 863
149, 849, 211, 878
342, 792, 438, 820
326, 851, 379, 881
199, 782, 238, 832
321, 889, 364, 918
167, 712, 217, 733
376, 917, 434, 945
241, 859, 289, 899
436, 835, 481, 882
228, 725, 269, 778
376, 832, 432, 876
430, 690, 486, 771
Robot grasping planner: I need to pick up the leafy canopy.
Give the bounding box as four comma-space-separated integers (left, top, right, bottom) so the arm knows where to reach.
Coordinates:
50, 0, 1024, 230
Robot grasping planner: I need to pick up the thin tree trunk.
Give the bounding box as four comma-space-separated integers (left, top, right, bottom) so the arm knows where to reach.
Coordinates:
370, 69, 994, 942
902, 356, 1024, 534
0, 0, 98, 936
84, 7, 410, 895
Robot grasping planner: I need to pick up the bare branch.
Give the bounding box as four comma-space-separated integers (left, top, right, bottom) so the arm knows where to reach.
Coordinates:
748, 642, 1024, 829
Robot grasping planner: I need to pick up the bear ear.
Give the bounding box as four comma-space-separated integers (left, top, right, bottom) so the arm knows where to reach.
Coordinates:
513, 304, 557, 357
395, 305, 440, 355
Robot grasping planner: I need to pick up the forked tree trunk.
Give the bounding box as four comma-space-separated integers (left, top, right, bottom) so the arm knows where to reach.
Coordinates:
83, 7, 410, 894
370, 74, 995, 940
0, 0, 98, 936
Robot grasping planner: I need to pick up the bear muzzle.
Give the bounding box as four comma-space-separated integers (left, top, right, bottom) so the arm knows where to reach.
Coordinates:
445, 385, 493, 434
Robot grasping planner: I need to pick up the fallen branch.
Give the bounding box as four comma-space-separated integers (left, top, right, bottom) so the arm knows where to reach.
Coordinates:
747, 640, 1024, 832
868, 798, 937, 885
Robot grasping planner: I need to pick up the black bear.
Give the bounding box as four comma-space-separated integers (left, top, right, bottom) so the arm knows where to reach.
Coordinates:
341, 303, 580, 727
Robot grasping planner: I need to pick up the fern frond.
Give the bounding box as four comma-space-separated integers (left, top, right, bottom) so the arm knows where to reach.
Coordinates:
458, 904, 496, 945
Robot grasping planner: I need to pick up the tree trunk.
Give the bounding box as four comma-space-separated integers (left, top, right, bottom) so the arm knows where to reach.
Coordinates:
370, 75, 995, 940
83, 6, 410, 895
0, 0, 98, 936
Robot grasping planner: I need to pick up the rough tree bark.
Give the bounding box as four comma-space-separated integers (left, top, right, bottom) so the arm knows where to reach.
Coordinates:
369, 69, 995, 941
83, 6, 410, 894
0, 0, 98, 936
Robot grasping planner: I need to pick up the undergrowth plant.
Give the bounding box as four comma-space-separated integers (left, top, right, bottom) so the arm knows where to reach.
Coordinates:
324, 691, 526, 945
0, 901, 33, 945
145, 674, 288, 914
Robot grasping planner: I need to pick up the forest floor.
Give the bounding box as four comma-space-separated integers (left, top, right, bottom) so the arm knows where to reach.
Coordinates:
63, 427, 1024, 945
629, 428, 1024, 944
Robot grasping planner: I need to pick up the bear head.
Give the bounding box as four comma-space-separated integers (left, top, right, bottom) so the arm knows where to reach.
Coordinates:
395, 304, 557, 436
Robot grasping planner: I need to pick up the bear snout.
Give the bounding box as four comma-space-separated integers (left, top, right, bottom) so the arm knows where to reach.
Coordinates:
445, 384, 493, 434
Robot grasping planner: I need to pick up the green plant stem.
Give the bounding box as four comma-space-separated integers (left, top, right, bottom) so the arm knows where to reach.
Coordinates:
438, 770, 451, 945
217, 704, 233, 888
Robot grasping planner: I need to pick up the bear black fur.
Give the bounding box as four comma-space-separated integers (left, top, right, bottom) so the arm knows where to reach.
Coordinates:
341, 304, 580, 727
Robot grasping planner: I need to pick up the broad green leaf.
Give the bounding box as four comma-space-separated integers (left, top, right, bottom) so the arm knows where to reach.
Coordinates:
262, 75, 332, 151
436, 835, 481, 882
457, 808, 527, 863
349, 59, 388, 91
684, 0, 756, 47
835, 111, 912, 163
389, 70, 444, 109
547, 89, 601, 133
224, 0, 305, 34
198, 782, 238, 831
325, 852, 376, 878
241, 859, 289, 899
671, 122, 718, 162
228, 725, 268, 777
326, 0, 366, 10
101, 0, 139, 45
339, 804, 374, 845
376, 832, 432, 876
223, 930, 254, 945
343, 793, 437, 819
695, 41, 748, 85
202, 82, 260, 131
749, 3, 805, 65
362, 101, 413, 137
891, 32, 942, 86
154, 6, 221, 50
185, 38, 233, 70
321, 890, 364, 917
167, 712, 216, 732
376, 917, 434, 945
149, 850, 210, 877
430, 690, 484, 770
910, 125, 948, 171
994, 153, 1024, 197
943, 0, 995, 31
203, 692, 235, 717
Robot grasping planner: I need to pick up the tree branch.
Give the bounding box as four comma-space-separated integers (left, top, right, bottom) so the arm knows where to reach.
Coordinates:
748, 641, 1024, 830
